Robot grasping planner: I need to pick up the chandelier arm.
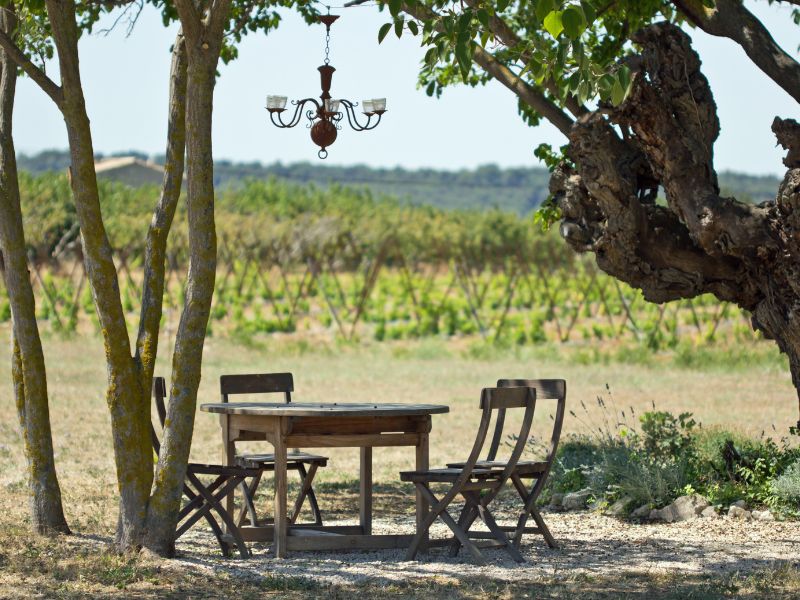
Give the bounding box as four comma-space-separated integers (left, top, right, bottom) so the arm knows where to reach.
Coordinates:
270, 98, 320, 128
339, 99, 377, 132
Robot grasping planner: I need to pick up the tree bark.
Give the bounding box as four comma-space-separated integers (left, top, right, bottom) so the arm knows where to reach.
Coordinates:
144, 2, 230, 556
44, 0, 152, 551
552, 22, 800, 405
134, 29, 187, 446
0, 6, 69, 535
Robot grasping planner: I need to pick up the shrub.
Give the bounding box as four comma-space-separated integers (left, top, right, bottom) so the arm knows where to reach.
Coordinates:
543, 392, 800, 515
640, 411, 697, 462
772, 461, 800, 504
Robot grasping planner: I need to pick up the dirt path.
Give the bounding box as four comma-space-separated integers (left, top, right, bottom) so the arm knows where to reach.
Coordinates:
174, 511, 800, 587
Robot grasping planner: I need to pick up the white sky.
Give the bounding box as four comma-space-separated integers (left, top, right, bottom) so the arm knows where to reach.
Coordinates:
12, 1, 800, 175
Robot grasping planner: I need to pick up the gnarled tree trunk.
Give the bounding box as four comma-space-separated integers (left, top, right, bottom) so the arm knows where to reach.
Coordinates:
553, 22, 800, 410
0, 6, 69, 535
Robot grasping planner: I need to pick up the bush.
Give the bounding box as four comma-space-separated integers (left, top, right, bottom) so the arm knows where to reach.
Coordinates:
772, 461, 800, 504
543, 393, 800, 515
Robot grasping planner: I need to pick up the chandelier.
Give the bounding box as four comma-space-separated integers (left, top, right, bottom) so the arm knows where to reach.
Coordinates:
265, 13, 387, 159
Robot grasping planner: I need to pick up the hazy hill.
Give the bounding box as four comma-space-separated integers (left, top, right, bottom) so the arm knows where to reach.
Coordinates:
18, 149, 781, 214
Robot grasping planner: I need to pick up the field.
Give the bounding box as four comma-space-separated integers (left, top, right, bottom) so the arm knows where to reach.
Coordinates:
1, 326, 799, 598
3, 173, 800, 597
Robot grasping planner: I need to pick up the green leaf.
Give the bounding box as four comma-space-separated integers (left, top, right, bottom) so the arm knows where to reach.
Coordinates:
378, 23, 392, 44
610, 79, 625, 106
598, 73, 614, 95
543, 11, 564, 39
618, 65, 631, 91
497, 0, 511, 12
388, 0, 402, 17
477, 8, 490, 28
536, 0, 556, 22
394, 16, 404, 39
408, 21, 419, 36
562, 6, 586, 40
567, 71, 581, 92
456, 41, 472, 81
424, 47, 438, 67
580, 1, 597, 25
577, 80, 590, 105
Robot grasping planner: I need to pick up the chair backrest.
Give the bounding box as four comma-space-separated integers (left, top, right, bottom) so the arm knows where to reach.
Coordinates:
220, 372, 293, 403
492, 378, 567, 468
462, 387, 537, 482
151, 376, 168, 454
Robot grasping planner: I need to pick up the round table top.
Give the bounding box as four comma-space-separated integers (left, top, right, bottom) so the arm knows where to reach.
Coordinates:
200, 401, 450, 418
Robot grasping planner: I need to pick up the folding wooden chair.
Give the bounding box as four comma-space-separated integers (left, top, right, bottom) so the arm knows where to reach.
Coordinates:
151, 376, 262, 558
220, 373, 328, 527
400, 386, 536, 565
447, 378, 566, 549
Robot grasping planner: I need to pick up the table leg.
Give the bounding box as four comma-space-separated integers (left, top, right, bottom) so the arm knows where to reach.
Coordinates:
416, 432, 429, 553
273, 418, 288, 558
359, 447, 373, 535
221, 414, 235, 534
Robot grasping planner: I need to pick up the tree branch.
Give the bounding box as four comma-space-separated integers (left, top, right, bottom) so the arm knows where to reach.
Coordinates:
401, 2, 573, 136
462, 0, 588, 118
172, 0, 202, 40
471, 45, 574, 136
135, 30, 187, 385
674, 0, 800, 103
208, 0, 234, 38
0, 30, 63, 107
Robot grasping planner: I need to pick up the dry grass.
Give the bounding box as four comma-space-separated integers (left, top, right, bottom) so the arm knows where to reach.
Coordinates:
0, 325, 798, 597
1, 523, 799, 599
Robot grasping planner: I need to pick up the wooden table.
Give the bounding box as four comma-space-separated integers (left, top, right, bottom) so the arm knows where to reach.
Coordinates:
200, 401, 449, 558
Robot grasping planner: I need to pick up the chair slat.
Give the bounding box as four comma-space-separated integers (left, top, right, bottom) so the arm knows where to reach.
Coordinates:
480, 386, 534, 409
221, 372, 294, 395
497, 378, 566, 400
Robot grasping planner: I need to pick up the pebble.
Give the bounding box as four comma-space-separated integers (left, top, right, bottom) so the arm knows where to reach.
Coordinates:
170, 511, 800, 586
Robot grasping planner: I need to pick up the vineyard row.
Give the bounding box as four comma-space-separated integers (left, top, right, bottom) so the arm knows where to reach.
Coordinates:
0, 248, 759, 349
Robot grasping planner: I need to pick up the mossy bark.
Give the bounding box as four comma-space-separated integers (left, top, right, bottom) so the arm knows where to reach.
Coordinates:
0, 6, 69, 535
134, 29, 187, 450
144, 4, 230, 555
45, 0, 152, 550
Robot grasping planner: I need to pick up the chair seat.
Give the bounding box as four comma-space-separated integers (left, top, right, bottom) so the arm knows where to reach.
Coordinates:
188, 462, 262, 477
400, 467, 500, 483
236, 452, 328, 468
446, 460, 548, 476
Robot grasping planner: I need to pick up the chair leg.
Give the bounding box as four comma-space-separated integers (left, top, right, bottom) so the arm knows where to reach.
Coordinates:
465, 491, 525, 563
181, 475, 250, 558
237, 472, 262, 527
406, 484, 487, 566
180, 483, 229, 557
448, 502, 478, 557
511, 473, 557, 549
178, 476, 238, 535
290, 463, 321, 525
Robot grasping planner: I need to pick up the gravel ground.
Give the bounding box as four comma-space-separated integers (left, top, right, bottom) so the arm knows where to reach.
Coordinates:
173, 510, 800, 587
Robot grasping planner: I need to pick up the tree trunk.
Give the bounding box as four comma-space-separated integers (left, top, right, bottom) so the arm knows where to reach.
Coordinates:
45, 0, 152, 551
144, 8, 228, 555
135, 30, 187, 395
553, 22, 800, 412
0, 6, 69, 536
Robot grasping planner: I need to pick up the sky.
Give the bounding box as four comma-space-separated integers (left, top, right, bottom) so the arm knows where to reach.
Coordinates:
12, 1, 800, 176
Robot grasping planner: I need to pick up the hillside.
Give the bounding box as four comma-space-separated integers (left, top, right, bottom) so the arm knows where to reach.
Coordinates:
17, 149, 781, 213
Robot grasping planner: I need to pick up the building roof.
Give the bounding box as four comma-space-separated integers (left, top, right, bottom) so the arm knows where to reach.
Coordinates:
94, 156, 165, 187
